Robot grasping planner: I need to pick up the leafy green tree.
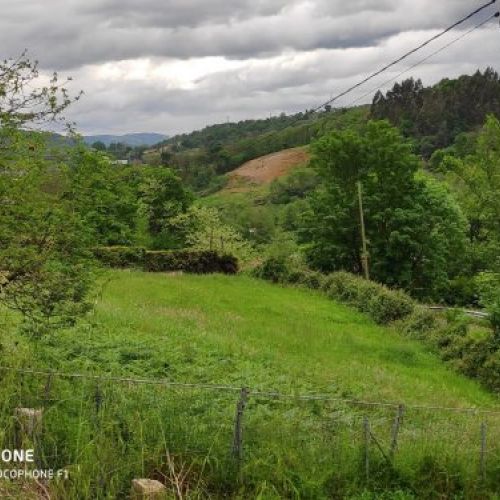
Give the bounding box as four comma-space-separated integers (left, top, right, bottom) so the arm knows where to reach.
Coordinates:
0, 53, 92, 335
170, 206, 255, 262
91, 140, 107, 151
280, 199, 309, 232
0, 129, 93, 335
302, 121, 467, 299
1, 51, 81, 130
68, 147, 139, 246
269, 167, 318, 204
475, 272, 500, 339
107, 142, 132, 160
442, 115, 500, 273
139, 167, 193, 248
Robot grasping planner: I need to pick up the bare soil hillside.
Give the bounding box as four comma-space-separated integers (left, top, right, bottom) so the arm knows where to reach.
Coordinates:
227, 147, 309, 191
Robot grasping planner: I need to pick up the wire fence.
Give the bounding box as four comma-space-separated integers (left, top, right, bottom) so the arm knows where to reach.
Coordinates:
0, 366, 499, 498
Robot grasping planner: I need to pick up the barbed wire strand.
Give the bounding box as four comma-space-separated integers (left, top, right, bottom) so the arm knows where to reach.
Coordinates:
1, 366, 499, 415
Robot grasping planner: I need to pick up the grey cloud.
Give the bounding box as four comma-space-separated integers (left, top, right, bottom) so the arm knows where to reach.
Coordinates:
1, 0, 498, 134
1, 0, 496, 69
62, 26, 499, 134
80, 0, 290, 28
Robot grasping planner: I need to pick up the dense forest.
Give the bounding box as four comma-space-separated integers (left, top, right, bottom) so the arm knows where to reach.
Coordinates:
371, 68, 500, 157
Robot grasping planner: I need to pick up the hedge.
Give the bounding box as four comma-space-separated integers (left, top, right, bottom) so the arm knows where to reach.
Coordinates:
94, 247, 238, 275
144, 250, 238, 274
252, 256, 500, 393
322, 272, 415, 324
252, 257, 325, 289
93, 246, 146, 268
253, 257, 415, 325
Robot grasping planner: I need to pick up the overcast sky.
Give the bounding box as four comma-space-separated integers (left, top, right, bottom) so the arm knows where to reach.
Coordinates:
1, 0, 499, 136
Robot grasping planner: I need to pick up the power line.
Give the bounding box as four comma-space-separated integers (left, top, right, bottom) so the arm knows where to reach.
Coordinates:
312, 0, 497, 112
345, 11, 500, 108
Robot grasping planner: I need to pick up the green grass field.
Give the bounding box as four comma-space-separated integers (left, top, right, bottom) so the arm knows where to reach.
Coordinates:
45, 271, 496, 407
2, 271, 500, 498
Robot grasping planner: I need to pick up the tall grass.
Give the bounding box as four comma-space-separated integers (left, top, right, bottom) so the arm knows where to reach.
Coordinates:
0, 271, 499, 498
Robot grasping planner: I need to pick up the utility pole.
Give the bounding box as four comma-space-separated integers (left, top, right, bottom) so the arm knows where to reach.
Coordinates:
357, 181, 370, 280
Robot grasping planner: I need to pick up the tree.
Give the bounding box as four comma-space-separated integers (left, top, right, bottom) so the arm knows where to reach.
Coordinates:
0, 129, 93, 335
1, 51, 81, 130
371, 69, 500, 156
91, 141, 107, 151
0, 53, 91, 335
170, 206, 255, 262
139, 168, 193, 248
442, 115, 500, 274
68, 146, 139, 246
302, 121, 467, 299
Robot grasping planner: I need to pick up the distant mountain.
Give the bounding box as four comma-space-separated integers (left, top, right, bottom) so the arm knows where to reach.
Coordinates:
83, 133, 168, 147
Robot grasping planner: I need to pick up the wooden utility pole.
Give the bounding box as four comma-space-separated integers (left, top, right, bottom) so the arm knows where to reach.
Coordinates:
357, 181, 370, 280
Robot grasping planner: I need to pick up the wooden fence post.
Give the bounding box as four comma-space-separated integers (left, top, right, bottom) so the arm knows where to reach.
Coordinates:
363, 416, 370, 483
232, 387, 249, 463
94, 382, 103, 415
389, 404, 405, 460
43, 372, 53, 407
14, 408, 43, 448
480, 421, 487, 480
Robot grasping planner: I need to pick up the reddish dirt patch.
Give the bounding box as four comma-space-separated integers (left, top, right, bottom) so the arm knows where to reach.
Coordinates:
227, 147, 309, 190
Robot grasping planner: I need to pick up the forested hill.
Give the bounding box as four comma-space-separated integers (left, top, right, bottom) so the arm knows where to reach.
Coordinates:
83, 132, 168, 147
146, 106, 368, 192
145, 68, 499, 193
372, 68, 500, 157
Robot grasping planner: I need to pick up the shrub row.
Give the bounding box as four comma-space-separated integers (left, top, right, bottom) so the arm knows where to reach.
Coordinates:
93, 246, 146, 268
252, 257, 415, 325
144, 250, 238, 274
94, 247, 238, 275
253, 256, 500, 392
322, 272, 415, 324
401, 310, 500, 392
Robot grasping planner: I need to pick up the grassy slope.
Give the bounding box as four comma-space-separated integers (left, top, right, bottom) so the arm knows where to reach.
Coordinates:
4, 271, 500, 498
47, 271, 496, 408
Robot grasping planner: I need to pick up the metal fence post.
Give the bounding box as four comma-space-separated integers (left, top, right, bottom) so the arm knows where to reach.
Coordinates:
232, 387, 249, 463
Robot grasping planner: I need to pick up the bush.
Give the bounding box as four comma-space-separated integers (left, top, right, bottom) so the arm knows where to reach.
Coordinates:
93, 246, 146, 268
94, 247, 238, 275
255, 263, 416, 325
367, 288, 415, 324
488, 298, 500, 341
444, 276, 479, 307
144, 250, 238, 274
480, 350, 500, 392
252, 256, 290, 283
412, 314, 500, 392
399, 307, 437, 339
253, 257, 325, 290
298, 270, 324, 290
323, 272, 415, 324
